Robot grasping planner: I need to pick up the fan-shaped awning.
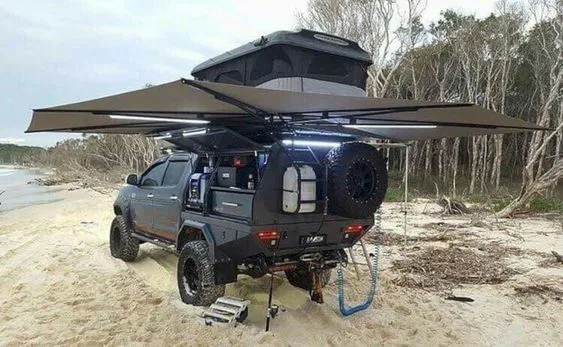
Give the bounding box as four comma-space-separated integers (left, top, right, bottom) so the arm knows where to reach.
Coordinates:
27, 79, 544, 142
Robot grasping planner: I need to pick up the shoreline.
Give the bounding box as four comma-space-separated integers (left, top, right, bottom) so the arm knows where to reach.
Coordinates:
0, 166, 66, 213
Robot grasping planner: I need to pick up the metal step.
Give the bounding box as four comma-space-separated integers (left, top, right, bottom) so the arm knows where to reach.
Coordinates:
200, 296, 250, 327
216, 296, 249, 308
209, 303, 239, 315
204, 310, 233, 322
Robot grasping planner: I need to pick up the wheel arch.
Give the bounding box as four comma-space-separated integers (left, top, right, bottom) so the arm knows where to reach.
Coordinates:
176, 220, 216, 260
113, 205, 123, 215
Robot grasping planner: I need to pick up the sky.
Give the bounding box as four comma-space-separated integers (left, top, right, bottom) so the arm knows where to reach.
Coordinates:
0, 0, 499, 147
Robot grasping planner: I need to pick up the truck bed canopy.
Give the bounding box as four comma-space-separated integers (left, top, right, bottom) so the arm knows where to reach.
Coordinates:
27, 79, 544, 142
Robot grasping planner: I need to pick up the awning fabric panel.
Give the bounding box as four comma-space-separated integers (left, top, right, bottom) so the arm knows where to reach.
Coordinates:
27, 79, 544, 141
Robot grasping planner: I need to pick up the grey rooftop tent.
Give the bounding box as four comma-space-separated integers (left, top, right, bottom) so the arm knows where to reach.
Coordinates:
27, 78, 544, 144
191, 29, 372, 96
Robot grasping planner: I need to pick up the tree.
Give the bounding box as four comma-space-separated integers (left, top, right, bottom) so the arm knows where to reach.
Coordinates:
297, 0, 427, 97
498, 0, 563, 216
296, 0, 562, 212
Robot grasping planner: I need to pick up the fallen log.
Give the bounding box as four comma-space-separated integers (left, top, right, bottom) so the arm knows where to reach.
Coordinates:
437, 196, 471, 214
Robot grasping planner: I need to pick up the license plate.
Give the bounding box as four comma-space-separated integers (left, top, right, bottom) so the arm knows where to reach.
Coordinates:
299, 234, 326, 245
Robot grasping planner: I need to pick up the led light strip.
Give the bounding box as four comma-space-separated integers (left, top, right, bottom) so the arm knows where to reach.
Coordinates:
182, 129, 207, 137
343, 124, 437, 129
282, 139, 341, 148
109, 114, 209, 124
153, 133, 172, 140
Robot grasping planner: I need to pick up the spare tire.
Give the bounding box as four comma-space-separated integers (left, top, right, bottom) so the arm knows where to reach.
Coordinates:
325, 142, 388, 218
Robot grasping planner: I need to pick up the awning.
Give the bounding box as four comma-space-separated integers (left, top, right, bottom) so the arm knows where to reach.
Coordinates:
27, 79, 545, 142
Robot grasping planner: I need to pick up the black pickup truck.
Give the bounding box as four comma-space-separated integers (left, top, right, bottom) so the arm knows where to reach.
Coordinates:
110, 140, 387, 306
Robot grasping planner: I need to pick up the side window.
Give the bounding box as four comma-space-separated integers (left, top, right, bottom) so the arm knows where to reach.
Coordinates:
250, 47, 292, 83
162, 161, 189, 186
215, 70, 244, 85
141, 163, 167, 187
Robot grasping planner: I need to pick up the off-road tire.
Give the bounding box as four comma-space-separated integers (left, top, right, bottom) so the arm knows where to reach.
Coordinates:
325, 142, 388, 218
109, 215, 139, 262
177, 241, 225, 306
285, 267, 332, 290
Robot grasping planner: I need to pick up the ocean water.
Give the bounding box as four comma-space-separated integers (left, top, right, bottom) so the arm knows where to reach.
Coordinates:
0, 166, 63, 212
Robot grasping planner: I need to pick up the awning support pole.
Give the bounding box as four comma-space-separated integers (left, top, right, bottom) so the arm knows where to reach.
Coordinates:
403, 145, 409, 248
347, 248, 361, 280
359, 238, 374, 275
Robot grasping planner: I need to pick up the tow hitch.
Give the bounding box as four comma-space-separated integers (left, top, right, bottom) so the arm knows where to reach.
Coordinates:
310, 268, 325, 304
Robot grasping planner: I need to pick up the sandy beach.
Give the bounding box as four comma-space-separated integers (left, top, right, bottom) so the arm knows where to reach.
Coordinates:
0, 186, 561, 346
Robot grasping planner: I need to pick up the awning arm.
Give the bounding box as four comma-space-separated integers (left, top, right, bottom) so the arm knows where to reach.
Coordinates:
280, 102, 474, 120
182, 79, 285, 125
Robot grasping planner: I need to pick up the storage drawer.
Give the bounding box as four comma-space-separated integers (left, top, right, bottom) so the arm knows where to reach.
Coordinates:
211, 191, 253, 219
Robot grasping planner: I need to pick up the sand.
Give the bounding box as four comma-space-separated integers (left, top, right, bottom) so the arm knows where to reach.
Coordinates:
0, 187, 561, 346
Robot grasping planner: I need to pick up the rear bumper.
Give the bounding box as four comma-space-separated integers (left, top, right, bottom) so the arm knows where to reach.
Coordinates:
217, 218, 373, 261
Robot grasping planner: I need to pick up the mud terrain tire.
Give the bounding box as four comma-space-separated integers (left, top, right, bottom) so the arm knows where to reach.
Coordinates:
177, 241, 225, 306
109, 215, 139, 262
285, 267, 332, 290
325, 142, 388, 218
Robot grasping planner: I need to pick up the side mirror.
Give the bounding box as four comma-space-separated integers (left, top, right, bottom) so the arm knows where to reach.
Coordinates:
126, 174, 138, 186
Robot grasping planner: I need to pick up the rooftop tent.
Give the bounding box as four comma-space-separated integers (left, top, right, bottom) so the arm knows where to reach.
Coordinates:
27, 79, 545, 146
191, 29, 372, 96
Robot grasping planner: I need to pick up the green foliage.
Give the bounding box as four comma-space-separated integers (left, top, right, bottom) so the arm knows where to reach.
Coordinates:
528, 197, 563, 213
491, 199, 512, 212
385, 187, 404, 202
466, 194, 563, 213
0, 143, 45, 164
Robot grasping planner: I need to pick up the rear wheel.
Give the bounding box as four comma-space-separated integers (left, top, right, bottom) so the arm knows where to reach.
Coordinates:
109, 215, 139, 262
285, 267, 332, 290
177, 241, 225, 306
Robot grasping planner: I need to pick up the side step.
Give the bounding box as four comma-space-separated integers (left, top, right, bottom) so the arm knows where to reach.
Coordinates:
131, 232, 176, 251
200, 296, 250, 327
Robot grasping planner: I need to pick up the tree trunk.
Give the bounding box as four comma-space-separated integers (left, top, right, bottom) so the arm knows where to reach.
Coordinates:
498, 159, 563, 217
491, 134, 504, 190
469, 137, 480, 194
451, 138, 460, 198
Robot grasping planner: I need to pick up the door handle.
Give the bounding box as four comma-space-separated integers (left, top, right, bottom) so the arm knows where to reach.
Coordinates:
169, 195, 178, 200
147, 194, 154, 198
222, 202, 240, 207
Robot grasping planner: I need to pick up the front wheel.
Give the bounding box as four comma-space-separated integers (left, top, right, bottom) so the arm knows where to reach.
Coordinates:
177, 241, 225, 306
109, 215, 139, 262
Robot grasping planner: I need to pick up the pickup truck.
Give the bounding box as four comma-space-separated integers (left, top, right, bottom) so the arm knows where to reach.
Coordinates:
110, 141, 388, 306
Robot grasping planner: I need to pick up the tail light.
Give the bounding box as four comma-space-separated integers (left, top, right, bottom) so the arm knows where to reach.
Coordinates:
343, 224, 367, 239
257, 229, 280, 247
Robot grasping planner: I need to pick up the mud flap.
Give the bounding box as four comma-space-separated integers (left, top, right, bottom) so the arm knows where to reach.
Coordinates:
214, 260, 237, 285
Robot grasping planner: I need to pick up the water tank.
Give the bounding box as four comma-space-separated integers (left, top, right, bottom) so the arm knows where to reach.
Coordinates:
282, 165, 316, 213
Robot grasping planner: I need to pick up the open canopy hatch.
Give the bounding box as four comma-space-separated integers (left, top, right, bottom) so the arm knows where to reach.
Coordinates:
27, 78, 544, 148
